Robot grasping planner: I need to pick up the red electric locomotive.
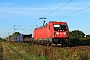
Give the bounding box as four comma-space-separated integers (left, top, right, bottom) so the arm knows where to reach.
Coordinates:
34, 21, 69, 45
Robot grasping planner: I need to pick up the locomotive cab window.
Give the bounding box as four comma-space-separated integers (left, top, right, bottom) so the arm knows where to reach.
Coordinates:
54, 24, 66, 31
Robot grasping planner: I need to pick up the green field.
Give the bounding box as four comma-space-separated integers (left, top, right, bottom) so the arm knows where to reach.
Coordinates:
1, 41, 90, 60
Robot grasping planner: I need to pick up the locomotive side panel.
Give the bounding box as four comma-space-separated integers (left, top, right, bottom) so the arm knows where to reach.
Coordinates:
34, 25, 48, 40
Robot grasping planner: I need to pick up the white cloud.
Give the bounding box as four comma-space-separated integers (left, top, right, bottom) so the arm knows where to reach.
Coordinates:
1, 3, 13, 5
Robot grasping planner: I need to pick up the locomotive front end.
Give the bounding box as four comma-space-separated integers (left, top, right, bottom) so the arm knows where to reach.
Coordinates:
52, 22, 69, 44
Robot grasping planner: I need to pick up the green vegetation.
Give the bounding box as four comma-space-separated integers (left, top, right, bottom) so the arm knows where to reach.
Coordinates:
12, 32, 21, 36
6, 32, 21, 40
70, 30, 90, 45
70, 30, 85, 40
0, 37, 2, 42
3, 41, 90, 60
0, 37, 2, 40
5, 41, 47, 60
0, 43, 3, 60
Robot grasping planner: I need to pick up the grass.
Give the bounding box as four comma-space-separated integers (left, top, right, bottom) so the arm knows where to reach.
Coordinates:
3, 41, 90, 60
5, 41, 47, 60
0, 43, 3, 60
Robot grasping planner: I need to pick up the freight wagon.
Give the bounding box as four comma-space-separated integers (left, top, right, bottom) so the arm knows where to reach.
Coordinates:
17, 34, 32, 42
6, 34, 32, 42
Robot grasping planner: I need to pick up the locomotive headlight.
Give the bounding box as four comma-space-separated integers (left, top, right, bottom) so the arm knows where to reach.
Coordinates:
64, 32, 68, 36
54, 32, 59, 36
64, 32, 67, 35
56, 32, 59, 35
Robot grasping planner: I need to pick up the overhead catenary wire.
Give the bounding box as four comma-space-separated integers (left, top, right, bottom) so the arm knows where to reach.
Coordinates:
32, 0, 62, 24
67, 0, 90, 12
28, 0, 47, 25
42, 0, 62, 15
23, 0, 47, 29
36, 0, 61, 23
14, 25, 25, 32
53, 0, 90, 20
32, 0, 73, 25
43, 0, 73, 17
58, 7, 90, 20
31, 0, 47, 17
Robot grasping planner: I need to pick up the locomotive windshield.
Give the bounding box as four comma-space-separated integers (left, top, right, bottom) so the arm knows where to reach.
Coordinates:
54, 24, 66, 31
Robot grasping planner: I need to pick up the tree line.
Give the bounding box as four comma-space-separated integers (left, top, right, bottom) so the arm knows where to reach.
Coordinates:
70, 30, 90, 46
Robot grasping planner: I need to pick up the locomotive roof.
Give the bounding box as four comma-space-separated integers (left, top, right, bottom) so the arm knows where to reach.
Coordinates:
35, 21, 67, 30
49, 21, 67, 24
35, 24, 47, 29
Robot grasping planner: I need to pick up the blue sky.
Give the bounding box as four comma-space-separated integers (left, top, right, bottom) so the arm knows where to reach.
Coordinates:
0, 0, 90, 38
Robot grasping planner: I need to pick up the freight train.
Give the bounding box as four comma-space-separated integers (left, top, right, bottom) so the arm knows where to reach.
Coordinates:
6, 21, 69, 46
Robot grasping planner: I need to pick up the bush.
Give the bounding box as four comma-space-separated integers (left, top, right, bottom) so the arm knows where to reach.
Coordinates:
70, 39, 79, 45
